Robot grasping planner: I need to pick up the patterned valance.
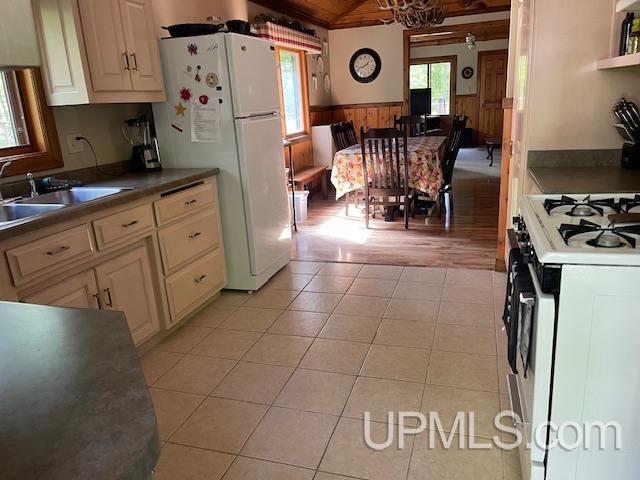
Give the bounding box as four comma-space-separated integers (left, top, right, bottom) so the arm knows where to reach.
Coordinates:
256, 22, 322, 54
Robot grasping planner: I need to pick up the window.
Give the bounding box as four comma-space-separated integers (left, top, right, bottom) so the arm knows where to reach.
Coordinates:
277, 48, 308, 137
0, 68, 62, 176
410, 59, 454, 115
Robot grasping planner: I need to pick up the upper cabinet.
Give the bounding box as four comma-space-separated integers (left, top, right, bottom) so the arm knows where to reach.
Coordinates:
597, 0, 640, 69
33, 0, 165, 105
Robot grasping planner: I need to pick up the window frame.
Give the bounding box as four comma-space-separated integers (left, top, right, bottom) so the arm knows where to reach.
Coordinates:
0, 68, 63, 177
409, 55, 457, 117
275, 46, 310, 140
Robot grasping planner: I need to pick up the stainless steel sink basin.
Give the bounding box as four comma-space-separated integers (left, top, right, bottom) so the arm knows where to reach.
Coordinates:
0, 204, 66, 223
17, 187, 131, 205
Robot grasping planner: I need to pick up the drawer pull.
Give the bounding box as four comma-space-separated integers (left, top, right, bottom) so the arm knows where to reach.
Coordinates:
122, 52, 130, 71
104, 288, 113, 308
184, 199, 197, 205
46, 245, 70, 256
189, 231, 202, 239
122, 220, 139, 228
194, 274, 207, 284
131, 53, 138, 71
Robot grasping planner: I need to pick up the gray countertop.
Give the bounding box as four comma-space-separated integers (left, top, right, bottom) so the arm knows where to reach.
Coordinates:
0, 168, 219, 241
529, 166, 640, 194
0, 301, 159, 480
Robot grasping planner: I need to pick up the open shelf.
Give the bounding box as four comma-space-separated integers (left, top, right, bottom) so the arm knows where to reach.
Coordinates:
597, 52, 640, 69
617, 0, 640, 12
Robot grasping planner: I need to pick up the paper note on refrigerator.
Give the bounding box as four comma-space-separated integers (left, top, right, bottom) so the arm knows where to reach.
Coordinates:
191, 102, 221, 143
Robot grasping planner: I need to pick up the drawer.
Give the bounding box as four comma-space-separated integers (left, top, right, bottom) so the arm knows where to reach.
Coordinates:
93, 204, 154, 250
158, 209, 220, 275
165, 248, 225, 322
154, 183, 216, 226
7, 224, 95, 285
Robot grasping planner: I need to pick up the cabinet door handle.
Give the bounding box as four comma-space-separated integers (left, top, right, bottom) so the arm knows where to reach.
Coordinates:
93, 293, 102, 309
122, 220, 139, 228
123, 52, 130, 71
46, 245, 70, 256
189, 232, 202, 239
185, 199, 197, 205
104, 288, 113, 307
131, 53, 138, 71
194, 274, 207, 284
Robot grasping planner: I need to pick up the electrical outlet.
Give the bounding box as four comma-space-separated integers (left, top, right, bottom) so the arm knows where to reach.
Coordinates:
66, 133, 84, 153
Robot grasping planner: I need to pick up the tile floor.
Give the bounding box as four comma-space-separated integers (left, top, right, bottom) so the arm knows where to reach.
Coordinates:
142, 261, 522, 480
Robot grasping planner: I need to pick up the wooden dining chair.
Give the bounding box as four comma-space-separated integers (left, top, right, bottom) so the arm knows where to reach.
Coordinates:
394, 115, 425, 137
438, 114, 468, 216
360, 127, 411, 229
331, 121, 362, 215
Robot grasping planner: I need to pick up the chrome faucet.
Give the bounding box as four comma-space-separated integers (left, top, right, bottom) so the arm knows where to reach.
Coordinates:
0, 161, 13, 202
27, 173, 39, 198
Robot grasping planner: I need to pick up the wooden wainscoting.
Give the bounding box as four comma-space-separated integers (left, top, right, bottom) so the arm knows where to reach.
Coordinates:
454, 94, 479, 133
309, 102, 404, 132
283, 136, 314, 171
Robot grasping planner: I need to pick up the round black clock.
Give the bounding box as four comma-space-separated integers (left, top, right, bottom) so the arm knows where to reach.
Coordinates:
461, 66, 474, 79
349, 48, 382, 83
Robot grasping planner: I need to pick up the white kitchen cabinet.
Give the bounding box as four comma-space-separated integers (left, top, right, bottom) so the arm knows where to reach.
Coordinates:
23, 270, 99, 309
33, 0, 165, 105
118, 0, 164, 92
95, 245, 161, 345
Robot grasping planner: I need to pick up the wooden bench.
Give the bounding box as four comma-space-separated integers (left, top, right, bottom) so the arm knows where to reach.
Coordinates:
293, 166, 328, 199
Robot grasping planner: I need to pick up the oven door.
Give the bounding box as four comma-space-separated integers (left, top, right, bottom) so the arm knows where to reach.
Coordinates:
506, 260, 556, 480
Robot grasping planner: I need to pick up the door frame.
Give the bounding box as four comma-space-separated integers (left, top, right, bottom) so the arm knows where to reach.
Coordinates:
476, 48, 508, 144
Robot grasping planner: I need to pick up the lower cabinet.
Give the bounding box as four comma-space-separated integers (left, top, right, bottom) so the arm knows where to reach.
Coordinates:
23, 245, 161, 346
94, 246, 161, 345
24, 271, 100, 309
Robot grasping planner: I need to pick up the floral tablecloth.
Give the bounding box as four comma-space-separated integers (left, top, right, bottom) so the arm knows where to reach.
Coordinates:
330, 136, 447, 200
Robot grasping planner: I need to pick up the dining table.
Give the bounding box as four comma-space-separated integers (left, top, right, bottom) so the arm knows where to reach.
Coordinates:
330, 136, 448, 203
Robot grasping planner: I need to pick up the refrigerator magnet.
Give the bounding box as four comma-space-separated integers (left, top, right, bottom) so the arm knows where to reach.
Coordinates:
199, 95, 209, 105
187, 43, 198, 55
174, 102, 187, 116
205, 73, 219, 88
171, 123, 183, 133
194, 66, 202, 82
179, 87, 192, 101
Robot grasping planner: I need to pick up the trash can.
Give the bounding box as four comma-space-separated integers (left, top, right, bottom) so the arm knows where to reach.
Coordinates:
288, 190, 309, 224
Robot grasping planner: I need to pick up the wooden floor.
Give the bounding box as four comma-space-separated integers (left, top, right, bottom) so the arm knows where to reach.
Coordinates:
291, 148, 501, 270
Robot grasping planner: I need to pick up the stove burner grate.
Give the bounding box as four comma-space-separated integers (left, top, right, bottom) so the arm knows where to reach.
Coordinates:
544, 195, 620, 217
558, 220, 640, 248
618, 194, 640, 213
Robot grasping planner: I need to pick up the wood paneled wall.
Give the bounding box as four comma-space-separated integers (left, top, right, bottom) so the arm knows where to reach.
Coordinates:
454, 94, 478, 131
310, 102, 404, 132
284, 138, 314, 171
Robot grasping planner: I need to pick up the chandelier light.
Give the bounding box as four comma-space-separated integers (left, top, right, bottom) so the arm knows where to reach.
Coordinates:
377, 0, 447, 28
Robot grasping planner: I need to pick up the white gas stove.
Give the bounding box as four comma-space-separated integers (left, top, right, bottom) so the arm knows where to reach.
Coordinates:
507, 193, 640, 480
520, 193, 640, 266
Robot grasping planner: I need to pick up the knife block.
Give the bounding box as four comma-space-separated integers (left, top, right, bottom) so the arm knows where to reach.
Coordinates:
621, 142, 640, 169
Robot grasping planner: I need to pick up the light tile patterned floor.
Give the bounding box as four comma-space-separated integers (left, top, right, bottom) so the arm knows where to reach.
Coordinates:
142, 262, 521, 480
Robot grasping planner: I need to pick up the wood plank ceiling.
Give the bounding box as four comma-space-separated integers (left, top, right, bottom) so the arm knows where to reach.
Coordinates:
250, 0, 511, 29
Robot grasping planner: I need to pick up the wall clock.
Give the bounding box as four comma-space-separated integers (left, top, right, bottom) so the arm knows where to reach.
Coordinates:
349, 48, 382, 84
461, 66, 474, 79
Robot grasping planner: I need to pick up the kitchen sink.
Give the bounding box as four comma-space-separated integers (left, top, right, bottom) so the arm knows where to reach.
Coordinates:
0, 203, 66, 223
17, 187, 131, 205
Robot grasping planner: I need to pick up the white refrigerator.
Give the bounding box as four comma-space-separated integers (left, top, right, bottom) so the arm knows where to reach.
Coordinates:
153, 33, 291, 291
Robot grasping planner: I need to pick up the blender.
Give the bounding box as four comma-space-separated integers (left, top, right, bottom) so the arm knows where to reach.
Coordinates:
122, 117, 162, 172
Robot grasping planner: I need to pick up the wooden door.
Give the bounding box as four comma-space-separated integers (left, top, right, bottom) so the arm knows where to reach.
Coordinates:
95, 245, 160, 345
477, 50, 508, 145
119, 0, 164, 92
78, 0, 132, 91
23, 271, 99, 309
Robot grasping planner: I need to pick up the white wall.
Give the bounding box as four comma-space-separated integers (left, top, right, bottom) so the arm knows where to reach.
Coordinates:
411, 39, 509, 95
526, 0, 640, 150
328, 11, 510, 105
152, 0, 248, 38
246, 1, 331, 107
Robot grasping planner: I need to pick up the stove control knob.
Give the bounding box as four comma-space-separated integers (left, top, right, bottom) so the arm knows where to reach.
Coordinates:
521, 243, 533, 264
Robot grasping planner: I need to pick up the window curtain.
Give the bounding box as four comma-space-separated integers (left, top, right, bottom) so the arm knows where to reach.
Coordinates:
256, 22, 321, 55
